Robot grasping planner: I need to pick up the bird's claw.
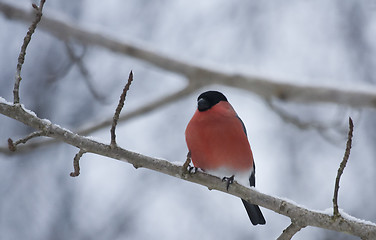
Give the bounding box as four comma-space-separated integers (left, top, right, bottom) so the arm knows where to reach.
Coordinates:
188, 166, 198, 173
222, 175, 235, 191
182, 164, 197, 175
182, 152, 197, 174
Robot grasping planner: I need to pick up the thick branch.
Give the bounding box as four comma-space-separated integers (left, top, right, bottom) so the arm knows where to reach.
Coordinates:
1, 101, 375, 239
2, 2, 376, 108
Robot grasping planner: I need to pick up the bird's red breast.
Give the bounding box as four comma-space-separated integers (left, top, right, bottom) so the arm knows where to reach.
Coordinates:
185, 101, 254, 172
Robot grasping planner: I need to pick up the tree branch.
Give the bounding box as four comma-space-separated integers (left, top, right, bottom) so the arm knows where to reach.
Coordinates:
70, 149, 86, 177
110, 71, 133, 147
13, 0, 46, 104
277, 221, 305, 240
1, 101, 375, 239
333, 117, 354, 217
2, 2, 376, 108
7, 131, 45, 152
0, 84, 197, 155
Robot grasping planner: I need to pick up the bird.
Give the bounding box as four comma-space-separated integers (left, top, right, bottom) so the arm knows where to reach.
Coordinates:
185, 90, 266, 226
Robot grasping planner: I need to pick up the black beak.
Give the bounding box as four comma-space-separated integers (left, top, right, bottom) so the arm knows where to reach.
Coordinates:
197, 98, 210, 111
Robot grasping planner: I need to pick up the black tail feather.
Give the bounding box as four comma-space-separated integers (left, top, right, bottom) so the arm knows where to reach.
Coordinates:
241, 199, 266, 225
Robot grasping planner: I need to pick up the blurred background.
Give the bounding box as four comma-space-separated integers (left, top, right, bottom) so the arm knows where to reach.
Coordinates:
1, 0, 376, 239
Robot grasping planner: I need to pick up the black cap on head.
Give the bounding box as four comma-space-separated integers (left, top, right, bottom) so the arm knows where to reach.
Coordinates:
197, 91, 228, 112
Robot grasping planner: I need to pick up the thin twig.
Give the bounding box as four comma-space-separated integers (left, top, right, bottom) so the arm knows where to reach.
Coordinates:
7, 131, 45, 152
333, 117, 354, 217
13, 0, 46, 104
110, 71, 133, 147
277, 221, 305, 240
70, 149, 86, 177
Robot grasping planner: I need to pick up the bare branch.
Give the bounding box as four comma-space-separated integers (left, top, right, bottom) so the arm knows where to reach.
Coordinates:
0, 84, 197, 155
0, 101, 375, 239
7, 131, 45, 152
277, 221, 306, 240
13, 0, 46, 104
110, 71, 133, 147
2, 2, 376, 108
70, 149, 86, 177
333, 117, 354, 217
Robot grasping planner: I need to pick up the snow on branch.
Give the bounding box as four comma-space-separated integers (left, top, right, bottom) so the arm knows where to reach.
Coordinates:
0, 101, 376, 239
67, 55, 135, 177
1, 2, 376, 108
277, 221, 306, 240
0, 84, 197, 155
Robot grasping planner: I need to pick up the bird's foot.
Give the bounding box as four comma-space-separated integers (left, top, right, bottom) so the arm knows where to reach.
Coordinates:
182, 151, 197, 174
222, 175, 235, 191
188, 166, 198, 173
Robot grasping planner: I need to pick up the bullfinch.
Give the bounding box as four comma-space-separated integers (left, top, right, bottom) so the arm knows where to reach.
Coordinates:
185, 91, 266, 226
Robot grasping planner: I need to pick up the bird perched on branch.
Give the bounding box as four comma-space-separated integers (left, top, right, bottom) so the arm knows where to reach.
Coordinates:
185, 90, 266, 226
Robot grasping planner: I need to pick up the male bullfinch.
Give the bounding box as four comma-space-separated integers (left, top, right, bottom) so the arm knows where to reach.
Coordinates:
185, 91, 266, 226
